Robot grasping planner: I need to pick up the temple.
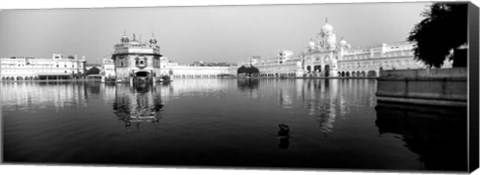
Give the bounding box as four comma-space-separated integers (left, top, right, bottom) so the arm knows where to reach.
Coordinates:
244, 19, 452, 78
111, 32, 163, 83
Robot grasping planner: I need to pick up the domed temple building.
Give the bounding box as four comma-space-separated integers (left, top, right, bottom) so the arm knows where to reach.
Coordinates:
246, 19, 452, 78
111, 32, 163, 83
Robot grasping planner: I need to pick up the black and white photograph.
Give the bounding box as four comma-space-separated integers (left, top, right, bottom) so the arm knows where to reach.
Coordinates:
1, 0, 479, 174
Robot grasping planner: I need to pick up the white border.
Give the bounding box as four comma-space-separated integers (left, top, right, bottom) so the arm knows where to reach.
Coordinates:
1, 0, 478, 175
0, 0, 464, 9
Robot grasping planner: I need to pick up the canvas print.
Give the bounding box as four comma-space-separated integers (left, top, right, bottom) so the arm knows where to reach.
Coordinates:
0, 1, 477, 173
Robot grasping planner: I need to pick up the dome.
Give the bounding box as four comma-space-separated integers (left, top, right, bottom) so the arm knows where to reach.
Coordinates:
308, 40, 316, 48
120, 31, 129, 43
149, 33, 157, 44
321, 23, 334, 35
340, 39, 347, 46
121, 35, 129, 43
149, 37, 157, 44
321, 18, 334, 35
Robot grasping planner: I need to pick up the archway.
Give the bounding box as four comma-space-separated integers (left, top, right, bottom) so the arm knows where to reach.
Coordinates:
352, 71, 356, 77
367, 70, 377, 77
324, 65, 330, 77
361, 71, 366, 77
17, 76, 23, 81
346, 72, 350, 77
341, 71, 345, 77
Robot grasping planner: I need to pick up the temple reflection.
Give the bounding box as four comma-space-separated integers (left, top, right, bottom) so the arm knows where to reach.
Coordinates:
375, 102, 467, 171
113, 83, 164, 133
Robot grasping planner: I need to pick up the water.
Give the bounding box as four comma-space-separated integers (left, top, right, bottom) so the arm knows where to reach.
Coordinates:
1, 79, 467, 171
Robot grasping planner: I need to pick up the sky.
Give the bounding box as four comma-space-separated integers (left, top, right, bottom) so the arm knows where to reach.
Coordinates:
0, 2, 431, 64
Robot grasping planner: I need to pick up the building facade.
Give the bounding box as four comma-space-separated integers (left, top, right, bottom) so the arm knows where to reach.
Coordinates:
158, 57, 233, 78
0, 54, 86, 81
111, 32, 162, 82
246, 19, 452, 78
101, 58, 116, 79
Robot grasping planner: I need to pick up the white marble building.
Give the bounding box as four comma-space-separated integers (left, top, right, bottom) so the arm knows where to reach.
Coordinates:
0, 54, 86, 80
101, 58, 116, 79
246, 19, 452, 78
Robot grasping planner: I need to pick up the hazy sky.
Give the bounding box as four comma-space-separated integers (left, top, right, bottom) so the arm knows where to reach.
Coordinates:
0, 2, 430, 64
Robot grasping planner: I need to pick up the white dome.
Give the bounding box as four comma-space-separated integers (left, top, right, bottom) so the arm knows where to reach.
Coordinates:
321, 23, 334, 35
308, 40, 316, 48
340, 39, 347, 46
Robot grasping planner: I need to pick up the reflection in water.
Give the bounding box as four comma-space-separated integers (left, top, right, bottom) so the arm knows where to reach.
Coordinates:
277, 123, 290, 149
113, 83, 164, 133
1, 82, 88, 111
86, 82, 101, 94
237, 79, 259, 91
1, 79, 467, 171
237, 79, 260, 99
375, 102, 467, 171
315, 113, 335, 136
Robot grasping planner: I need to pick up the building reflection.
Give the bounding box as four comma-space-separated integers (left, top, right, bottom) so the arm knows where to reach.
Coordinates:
299, 79, 339, 136
113, 83, 164, 133
1, 82, 87, 111
375, 102, 467, 171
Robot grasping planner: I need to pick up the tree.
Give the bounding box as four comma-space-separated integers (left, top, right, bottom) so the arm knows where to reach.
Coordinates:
237, 66, 247, 75
85, 66, 101, 75
237, 65, 259, 76
407, 2, 468, 68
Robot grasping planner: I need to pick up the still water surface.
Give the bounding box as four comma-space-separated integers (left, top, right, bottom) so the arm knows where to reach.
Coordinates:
1, 79, 467, 171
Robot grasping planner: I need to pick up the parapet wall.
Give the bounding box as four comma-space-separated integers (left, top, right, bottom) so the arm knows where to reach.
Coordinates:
376, 68, 467, 106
